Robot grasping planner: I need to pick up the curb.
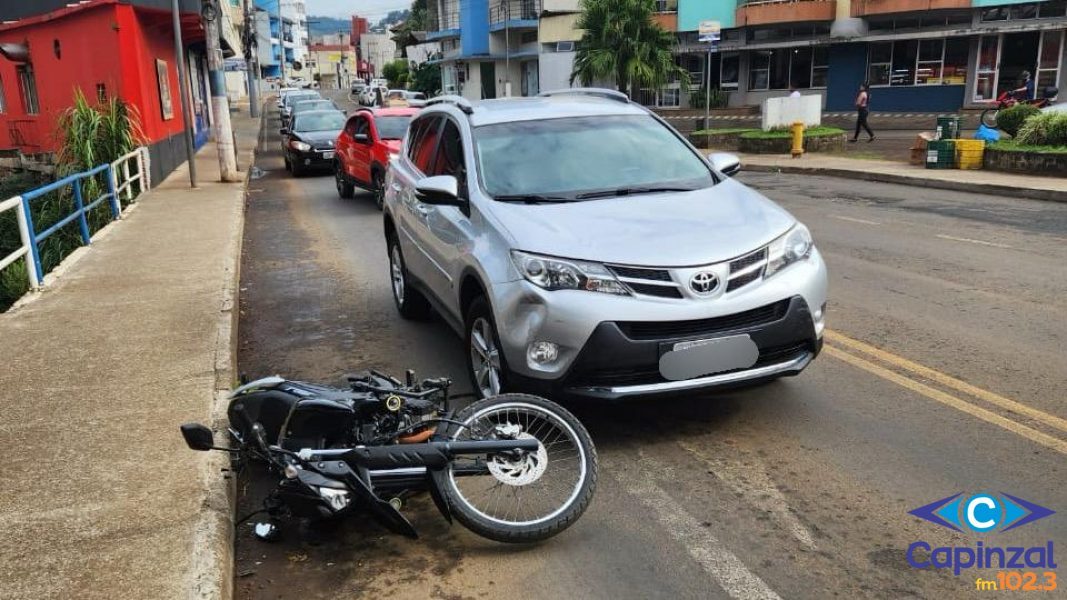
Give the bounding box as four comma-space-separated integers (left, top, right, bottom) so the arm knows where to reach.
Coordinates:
186, 107, 261, 600
743, 164, 1067, 203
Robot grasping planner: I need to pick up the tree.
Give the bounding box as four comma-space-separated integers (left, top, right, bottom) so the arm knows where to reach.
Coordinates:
409, 62, 441, 96
382, 59, 410, 88
570, 0, 687, 98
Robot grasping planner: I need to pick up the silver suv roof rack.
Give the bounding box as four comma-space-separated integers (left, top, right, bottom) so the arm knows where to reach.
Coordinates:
425, 95, 474, 114
538, 88, 630, 104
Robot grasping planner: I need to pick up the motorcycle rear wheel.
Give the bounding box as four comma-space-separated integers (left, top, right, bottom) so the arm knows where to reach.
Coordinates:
433, 394, 597, 543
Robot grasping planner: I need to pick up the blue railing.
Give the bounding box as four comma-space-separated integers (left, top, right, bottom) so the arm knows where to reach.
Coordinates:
0, 148, 149, 293
20, 163, 119, 284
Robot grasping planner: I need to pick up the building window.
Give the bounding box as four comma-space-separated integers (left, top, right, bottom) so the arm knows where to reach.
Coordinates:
96, 83, 107, 103
868, 39, 967, 86
749, 46, 829, 91
812, 46, 829, 87
720, 52, 739, 89
982, 1, 1065, 21
16, 65, 39, 115
749, 51, 770, 90
1038, 30, 1064, 92
654, 0, 678, 12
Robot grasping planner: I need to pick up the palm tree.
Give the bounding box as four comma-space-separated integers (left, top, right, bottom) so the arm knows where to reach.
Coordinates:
570, 0, 687, 98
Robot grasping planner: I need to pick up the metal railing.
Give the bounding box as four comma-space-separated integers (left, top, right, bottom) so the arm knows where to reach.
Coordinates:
0, 147, 150, 295
490, 0, 541, 24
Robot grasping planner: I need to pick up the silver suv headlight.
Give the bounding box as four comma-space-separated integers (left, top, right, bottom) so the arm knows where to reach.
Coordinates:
764, 223, 814, 278
511, 250, 630, 295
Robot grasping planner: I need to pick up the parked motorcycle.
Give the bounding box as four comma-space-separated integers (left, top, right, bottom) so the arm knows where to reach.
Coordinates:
980, 85, 1059, 128
180, 370, 597, 543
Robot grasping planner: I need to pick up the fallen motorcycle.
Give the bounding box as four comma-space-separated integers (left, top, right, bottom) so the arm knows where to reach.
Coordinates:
180, 370, 597, 543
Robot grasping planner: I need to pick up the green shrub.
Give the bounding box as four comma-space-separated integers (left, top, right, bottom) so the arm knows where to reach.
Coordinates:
689, 87, 729, 110
1015, 112, 1067, 147
996, 103, 1040, 137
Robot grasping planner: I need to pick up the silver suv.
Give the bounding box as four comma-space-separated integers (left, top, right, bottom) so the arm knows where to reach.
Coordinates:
382, 89, 827, 400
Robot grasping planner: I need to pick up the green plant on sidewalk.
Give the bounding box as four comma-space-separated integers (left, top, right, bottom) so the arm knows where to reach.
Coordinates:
1014, 111, 1067, 147
741, 126, 845, 139
688, 88, 729, 110
0, 89, 142, 311
995, 103, 1041, 137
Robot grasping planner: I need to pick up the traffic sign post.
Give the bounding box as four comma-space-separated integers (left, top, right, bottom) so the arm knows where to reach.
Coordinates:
699, 21, 721, 148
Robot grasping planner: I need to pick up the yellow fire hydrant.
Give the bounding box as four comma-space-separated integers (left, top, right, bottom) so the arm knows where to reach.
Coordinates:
791, 122, 805, 158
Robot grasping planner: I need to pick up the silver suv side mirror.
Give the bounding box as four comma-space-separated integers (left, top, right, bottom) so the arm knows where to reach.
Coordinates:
708, 152, 741, 177
415, 175, 463, 206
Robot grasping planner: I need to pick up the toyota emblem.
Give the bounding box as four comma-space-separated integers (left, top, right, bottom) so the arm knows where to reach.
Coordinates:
689, 271, 719, 295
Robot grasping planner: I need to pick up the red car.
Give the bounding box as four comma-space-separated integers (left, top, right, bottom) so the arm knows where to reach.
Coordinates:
334, 107, 419, 208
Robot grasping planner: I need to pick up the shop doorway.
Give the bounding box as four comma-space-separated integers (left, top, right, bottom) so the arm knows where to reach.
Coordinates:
975, 30, 1063, 102
480, 62, 496, 99
999, 32, 1040, 96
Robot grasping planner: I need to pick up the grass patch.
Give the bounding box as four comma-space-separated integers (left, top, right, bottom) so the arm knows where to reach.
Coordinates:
988, 140, 1067, 154
741, 126, 845, 139
692, 128, 758, 135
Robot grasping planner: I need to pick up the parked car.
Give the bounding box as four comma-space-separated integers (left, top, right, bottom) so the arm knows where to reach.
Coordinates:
275, 87, 300, 109
282, 110, 347, 177
404, 91, 428, 108
335, 107, 419, 208
382, 90, 828, 400
360, 85, 388, 107
280, 90, 320, 121
284, 98, 343, 128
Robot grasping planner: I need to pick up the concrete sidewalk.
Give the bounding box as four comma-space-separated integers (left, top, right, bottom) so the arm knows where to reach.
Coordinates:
0, 109, 260, 599
723, 152, 1067, 202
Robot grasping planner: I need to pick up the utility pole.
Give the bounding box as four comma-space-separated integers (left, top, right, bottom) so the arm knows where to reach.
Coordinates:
503, 0, 511, 97
244, 0, 261, 118
171, 0, 197, 187
202, 0, 239, 181
277, 0, 287, 85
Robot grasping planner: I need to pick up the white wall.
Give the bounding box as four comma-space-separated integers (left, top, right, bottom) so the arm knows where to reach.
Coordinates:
761, 95, 823, 130
539, 51, 576, 93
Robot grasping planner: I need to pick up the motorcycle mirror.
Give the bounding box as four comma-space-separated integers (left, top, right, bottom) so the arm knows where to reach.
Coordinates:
180, 423, 216, 451
253, 521, 280, 542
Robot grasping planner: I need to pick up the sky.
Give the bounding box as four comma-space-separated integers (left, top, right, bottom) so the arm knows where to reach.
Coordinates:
304, 0, 411, 21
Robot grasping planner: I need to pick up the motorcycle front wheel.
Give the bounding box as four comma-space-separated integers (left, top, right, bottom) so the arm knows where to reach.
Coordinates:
980, 108, 999, 129
433, 394, 597, 543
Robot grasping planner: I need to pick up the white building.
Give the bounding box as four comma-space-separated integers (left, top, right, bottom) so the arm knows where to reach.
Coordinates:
281, 0, 309, 75
360, 33, 398, 78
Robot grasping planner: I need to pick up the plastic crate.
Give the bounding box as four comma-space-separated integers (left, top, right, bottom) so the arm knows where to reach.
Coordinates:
925, 140, 956, 169
954, 139, 985, 170
935, 116, 962, 141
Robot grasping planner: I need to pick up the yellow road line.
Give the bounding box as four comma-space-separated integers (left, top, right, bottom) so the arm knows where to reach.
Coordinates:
824, 346, 1067, 455
825, 329, 1067, 434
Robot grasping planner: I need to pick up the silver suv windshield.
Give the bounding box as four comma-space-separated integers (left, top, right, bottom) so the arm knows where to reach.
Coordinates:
473, 115, 714, 201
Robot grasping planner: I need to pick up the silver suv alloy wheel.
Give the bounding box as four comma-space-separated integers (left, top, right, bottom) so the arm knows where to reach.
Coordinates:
390, 245, 405, 305
469, 317, 502, 397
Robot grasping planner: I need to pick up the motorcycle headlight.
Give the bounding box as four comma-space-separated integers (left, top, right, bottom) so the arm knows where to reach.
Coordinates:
511, 250, 629, 295
317, 487, 350, 511
765, 223, 814, 278
289, 140, 311, 152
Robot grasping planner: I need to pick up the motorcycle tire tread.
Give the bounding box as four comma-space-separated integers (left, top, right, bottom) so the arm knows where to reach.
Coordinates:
434, 393, 598, 544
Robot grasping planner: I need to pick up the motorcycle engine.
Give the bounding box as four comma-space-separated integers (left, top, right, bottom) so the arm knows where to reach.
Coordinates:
358, 394, 441, 444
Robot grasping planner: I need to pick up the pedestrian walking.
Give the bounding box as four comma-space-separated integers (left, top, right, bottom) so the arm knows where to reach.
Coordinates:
850, 82, 875, 143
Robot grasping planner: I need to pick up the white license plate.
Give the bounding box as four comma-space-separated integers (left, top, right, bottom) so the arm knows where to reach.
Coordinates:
322, 151, 335, 160
658, 335, 759, 381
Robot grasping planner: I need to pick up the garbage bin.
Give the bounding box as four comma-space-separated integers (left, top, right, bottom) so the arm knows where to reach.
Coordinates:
926, 140, 956, 169
955, 139, 985, 170
935, 116, 963, 141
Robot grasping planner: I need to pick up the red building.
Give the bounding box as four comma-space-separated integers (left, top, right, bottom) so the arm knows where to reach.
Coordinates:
0, 0, 220, 183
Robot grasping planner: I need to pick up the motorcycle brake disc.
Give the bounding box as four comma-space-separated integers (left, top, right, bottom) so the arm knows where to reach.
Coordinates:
487, 432, 548, 487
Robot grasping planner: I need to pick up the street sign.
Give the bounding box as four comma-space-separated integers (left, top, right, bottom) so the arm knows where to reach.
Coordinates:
698, 20, 721, 44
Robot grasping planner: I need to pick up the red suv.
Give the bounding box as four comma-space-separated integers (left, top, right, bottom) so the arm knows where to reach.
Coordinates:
335, 107, 419, 208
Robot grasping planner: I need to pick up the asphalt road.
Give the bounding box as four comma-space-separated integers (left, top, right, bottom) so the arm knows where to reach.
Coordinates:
234, 106, 1067, 599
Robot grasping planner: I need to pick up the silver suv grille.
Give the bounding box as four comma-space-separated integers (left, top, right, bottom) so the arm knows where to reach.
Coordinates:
607, 265, 681, 298
608, 246, 768, 299
726, 248, 767, 292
